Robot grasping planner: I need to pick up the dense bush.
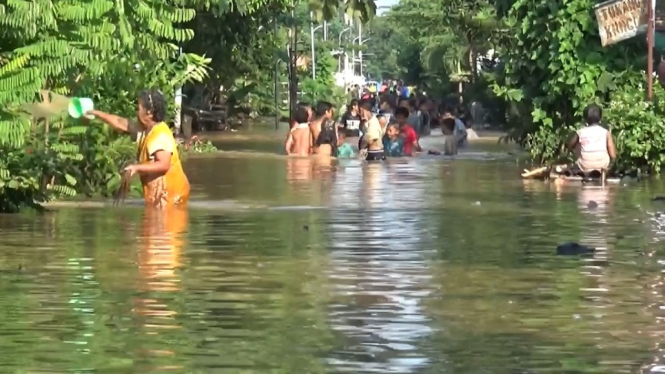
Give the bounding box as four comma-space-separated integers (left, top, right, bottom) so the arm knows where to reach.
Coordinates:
0, 0, 208, 212
604, 84, 665, 173
298, 47, 347, 107
492, 0, 657, 172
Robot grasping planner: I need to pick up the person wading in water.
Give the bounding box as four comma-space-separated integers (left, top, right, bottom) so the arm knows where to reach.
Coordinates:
359, 99, 385, 161
311, 101, 338, 157
393, 106, 421, 156
286, 102, 313, 142
88, 90, 190, 208
340, 99, 362, 137
568, 103, 616, 175
285, 106, 313, 156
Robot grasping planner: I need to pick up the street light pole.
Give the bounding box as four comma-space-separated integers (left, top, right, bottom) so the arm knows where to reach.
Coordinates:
338, 27, 351, 46
359, 34, 370, 77
310, 12, 315, 80
338, 27, 351, 73
174, 47, 183, 135
358, 23, 362, 76
310, 12, 323, 80
352, 37, 371, 78
647, 0, 655, 101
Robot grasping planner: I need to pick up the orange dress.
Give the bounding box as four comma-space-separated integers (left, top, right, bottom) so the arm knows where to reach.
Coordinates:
136, 122, 190, 208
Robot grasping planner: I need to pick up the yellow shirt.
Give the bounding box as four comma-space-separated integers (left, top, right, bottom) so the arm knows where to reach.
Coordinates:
136, 122, 190, 208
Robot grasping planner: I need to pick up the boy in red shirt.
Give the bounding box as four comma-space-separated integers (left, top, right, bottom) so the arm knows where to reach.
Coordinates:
394, 106, 421, 156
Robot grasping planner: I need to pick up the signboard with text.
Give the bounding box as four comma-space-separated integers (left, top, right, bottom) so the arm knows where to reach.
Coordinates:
594, 0, 649, 46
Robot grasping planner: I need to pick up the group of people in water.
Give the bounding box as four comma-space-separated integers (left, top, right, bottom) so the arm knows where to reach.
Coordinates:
73, 86, 616, 211
285, 92, 473, 160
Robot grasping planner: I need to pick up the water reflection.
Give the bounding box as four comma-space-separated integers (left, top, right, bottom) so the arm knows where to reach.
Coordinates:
326, 160, 435, 373
3, 145, 665, 372
134, 208, 186, 317
133, 208, 187, 371
286, 157, 314, 184
577, 186, 612, 260
644, 188, 665, 372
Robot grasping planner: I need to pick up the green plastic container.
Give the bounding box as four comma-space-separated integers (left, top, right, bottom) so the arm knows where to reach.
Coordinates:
68, 97, 94, 119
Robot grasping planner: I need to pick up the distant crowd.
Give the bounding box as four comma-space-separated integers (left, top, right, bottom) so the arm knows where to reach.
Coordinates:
286, 80, 481, 160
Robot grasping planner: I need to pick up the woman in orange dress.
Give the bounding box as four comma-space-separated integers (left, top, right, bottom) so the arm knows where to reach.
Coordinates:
88, 90, 190, 208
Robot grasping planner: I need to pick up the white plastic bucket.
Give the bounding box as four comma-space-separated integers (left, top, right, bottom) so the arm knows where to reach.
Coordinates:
68, 97, 94, 119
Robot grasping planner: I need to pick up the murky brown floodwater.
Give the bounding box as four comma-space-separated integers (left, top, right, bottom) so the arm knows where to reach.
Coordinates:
2, 132, 665, 373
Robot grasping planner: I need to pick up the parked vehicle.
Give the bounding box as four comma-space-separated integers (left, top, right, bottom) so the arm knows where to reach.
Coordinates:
182, 104, 228, 132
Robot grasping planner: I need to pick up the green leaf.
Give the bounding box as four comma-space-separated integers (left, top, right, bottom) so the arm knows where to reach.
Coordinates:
65, 174, 77, 186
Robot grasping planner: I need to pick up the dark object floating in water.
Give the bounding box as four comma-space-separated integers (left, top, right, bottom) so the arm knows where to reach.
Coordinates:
654, 196, 665, 201
302, 225, 309, 231
556, 242, 596, 256
587, 200, 598, 209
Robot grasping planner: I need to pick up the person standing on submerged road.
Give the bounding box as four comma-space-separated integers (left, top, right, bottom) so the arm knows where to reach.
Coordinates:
285, 106, 312, 156
86, 89, 190, 208
359, 99, 385, 161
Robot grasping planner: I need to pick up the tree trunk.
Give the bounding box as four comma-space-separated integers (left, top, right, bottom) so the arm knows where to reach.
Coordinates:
469, 48, 476, 82
41, 90, 50, 147
457, 60, 463, 103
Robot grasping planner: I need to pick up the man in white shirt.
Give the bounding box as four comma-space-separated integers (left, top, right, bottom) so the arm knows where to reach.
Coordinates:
568, 104, 616, 173
359, 99, 385, 161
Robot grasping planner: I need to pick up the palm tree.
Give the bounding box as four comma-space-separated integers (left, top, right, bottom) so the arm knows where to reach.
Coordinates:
308, 0, 377, 22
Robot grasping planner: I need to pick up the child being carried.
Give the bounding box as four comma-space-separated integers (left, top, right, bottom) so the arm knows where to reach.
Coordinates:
382, 123, 404, 157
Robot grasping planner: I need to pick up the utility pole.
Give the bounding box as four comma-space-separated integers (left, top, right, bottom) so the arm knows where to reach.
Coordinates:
174, 47, 183, 135
358, 23, 363, 77
273, 13, 279, 130
647, 0, 655, 101
288, 0, 298, 120
310, 12, 316, 80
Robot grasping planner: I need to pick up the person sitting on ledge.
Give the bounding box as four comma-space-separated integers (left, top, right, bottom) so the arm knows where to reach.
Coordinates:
567, 103, 616, 176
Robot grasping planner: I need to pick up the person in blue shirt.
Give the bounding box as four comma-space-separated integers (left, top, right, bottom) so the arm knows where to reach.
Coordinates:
382, 123, 404, 157
336, 132, 355, 158
400, 85, 410, 99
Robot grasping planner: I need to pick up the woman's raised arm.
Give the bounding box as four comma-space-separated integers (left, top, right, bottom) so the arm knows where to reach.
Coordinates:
87, 110, 130, 133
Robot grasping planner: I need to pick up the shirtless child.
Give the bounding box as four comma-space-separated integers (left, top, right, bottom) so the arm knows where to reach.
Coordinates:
285, 106, 312, 156
311, 101, 337, 156
309, 102, 327, 154
285, 102, 313, 142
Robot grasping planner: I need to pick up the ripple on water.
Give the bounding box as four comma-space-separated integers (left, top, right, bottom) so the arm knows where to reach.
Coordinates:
1, 144, 665, 372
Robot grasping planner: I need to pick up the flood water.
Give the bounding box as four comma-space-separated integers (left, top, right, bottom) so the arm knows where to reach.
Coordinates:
2, 133, 665, 373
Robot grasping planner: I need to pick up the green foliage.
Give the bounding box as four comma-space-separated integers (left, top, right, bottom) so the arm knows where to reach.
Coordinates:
604, 85, 665, 173
309, 0, 376, 23
0, 0, 376, 212
183, 0, 376, 118
0, 0, 207, 212
364, 0, 497, 98
299, 47, 345, 106
493, 0, 653, 171
0, 114, 137, 212
182, 1, 287, 115
178, 138, 219, 155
